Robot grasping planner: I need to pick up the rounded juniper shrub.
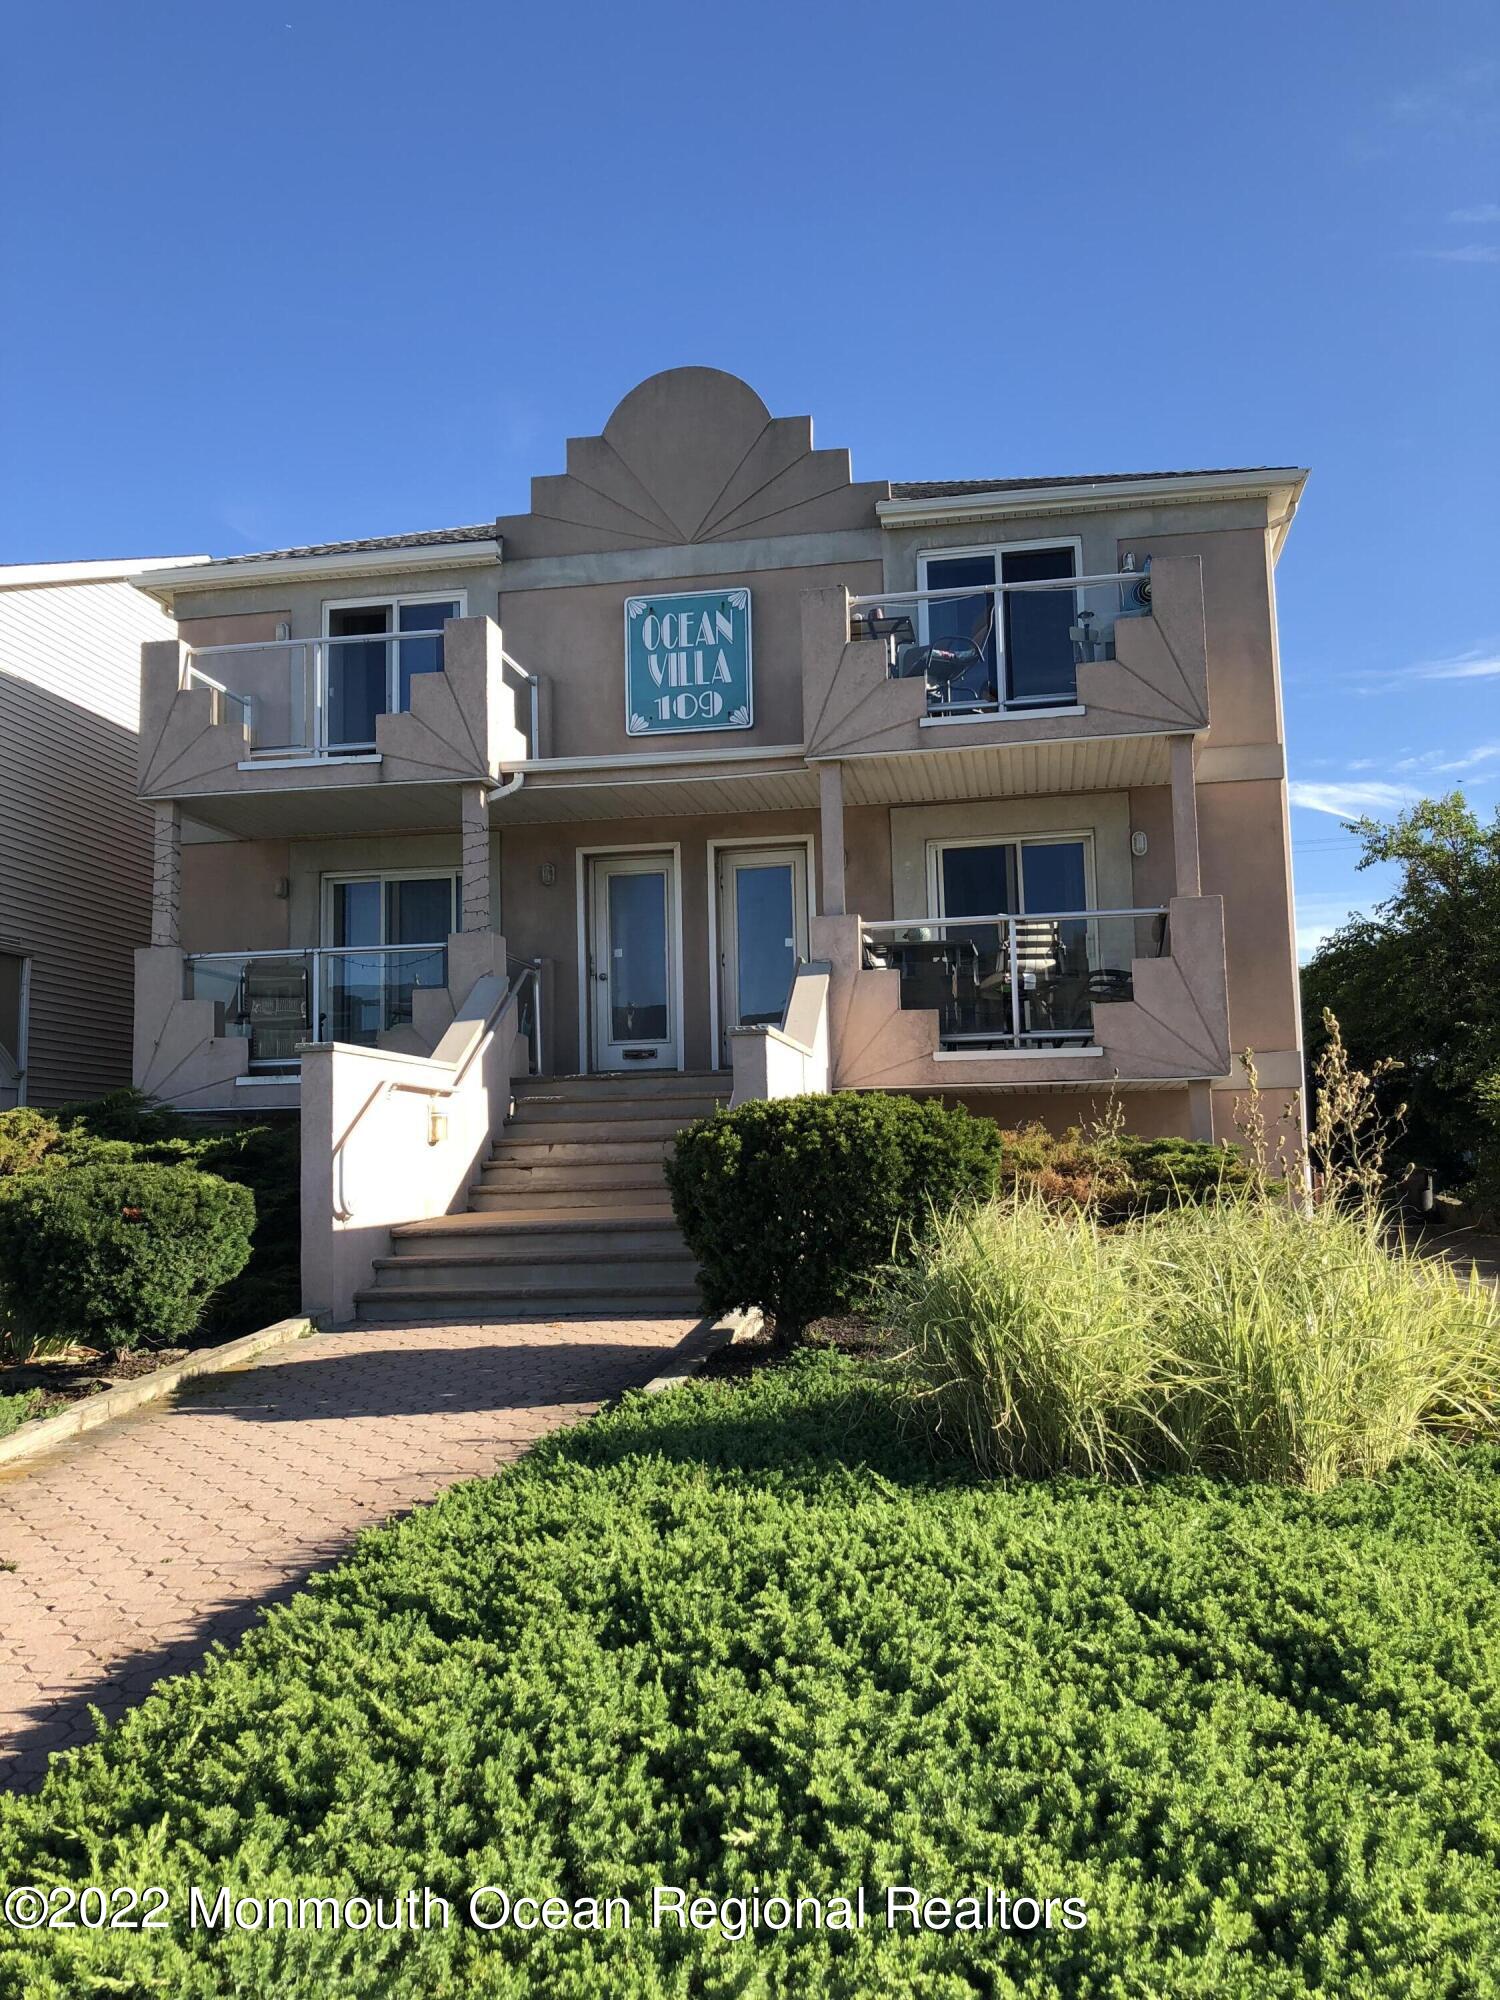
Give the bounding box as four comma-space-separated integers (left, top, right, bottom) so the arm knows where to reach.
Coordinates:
665, 1091, 1002, 1339
0, 1163, 255, 1351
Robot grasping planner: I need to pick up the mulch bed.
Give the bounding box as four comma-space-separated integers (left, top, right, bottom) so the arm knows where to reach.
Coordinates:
699, 1313, 889, 1380
0, 1349, 189, 1423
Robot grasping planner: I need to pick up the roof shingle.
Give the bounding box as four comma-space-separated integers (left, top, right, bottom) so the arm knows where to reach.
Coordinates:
215, 523, 498, 565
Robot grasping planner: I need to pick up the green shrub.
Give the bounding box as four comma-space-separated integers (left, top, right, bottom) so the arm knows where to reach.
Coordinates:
0, 1108, 63, 1179
0, 1163, 255, 1351
665, 1091, 1002, 1337
0, 1097, 301, 1345
4, 1354, 1500, 1997
997, 1120, 1253, 1218
0, 1387, 39, 1437
887, 1194, 1500, 1489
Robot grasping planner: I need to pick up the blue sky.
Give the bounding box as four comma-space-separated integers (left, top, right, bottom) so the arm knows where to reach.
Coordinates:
2, 0, 1496, 953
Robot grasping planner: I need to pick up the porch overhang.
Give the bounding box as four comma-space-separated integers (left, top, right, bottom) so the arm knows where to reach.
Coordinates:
822, 733, 1173, 807
489, 750, 819, 824
158, 778, 470, 840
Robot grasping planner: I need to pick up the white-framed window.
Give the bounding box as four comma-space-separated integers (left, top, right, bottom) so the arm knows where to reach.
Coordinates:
319, 591, 466, 751
926, 832, 1094, 925
925, 832, 1097, 1044
317, 869, 460, 1046
916, 538, 1082, 709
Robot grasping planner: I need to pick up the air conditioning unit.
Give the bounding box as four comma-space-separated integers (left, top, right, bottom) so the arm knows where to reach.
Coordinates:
1118, 554, 1152, 618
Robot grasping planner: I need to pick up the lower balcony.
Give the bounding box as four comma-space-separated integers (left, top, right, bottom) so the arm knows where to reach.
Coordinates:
862, 908, 1170, 1053
131, 933, 529, 1111
185, 945, 452, 1070
811, 896, 1231, 1097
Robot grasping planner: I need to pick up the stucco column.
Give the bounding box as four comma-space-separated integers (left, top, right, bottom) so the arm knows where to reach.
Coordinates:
150, 801, 181, 949
817, 762, 847, 916
1169, 734, 1202, 899
460, 783, 491, 932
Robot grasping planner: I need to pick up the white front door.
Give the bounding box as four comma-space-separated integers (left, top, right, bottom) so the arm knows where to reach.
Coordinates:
716, 845, 809, 1065
587, 853, 679, 1071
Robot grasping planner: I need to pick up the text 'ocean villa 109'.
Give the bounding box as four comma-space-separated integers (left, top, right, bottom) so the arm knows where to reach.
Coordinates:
129, 367, 1307, 1322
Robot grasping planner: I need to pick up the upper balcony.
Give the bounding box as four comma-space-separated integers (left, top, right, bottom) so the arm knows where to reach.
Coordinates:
137, 614, 534, 831
802, 554, 1209, 789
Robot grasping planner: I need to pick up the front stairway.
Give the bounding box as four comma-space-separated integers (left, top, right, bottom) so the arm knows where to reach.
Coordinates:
352, 1073, 730, 1322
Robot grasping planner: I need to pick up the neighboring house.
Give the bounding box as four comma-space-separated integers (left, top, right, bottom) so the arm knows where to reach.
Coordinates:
128, 368, 1306, 1321
0, 558, 202, 1107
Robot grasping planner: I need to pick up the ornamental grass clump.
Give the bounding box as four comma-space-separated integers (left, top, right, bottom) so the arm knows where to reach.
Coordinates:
1139, 1196, 1500, 1490
881, 1198, 1168, 1480
888, 1194, 1500, 1491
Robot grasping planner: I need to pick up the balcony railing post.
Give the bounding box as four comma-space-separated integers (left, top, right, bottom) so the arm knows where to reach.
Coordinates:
1007, 916, 1022, 1048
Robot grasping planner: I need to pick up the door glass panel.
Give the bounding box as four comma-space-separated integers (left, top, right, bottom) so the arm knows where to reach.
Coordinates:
939, 843, 1019, 1036
330, 879, 381, 948
607, 871, 668, 1043
1019, 840, 1090, 1038
1001, 546, 1077, 705
734, 863, 796, 1027
385, 876, 454, 946
325, 606, 390, 748
924, 554, 998, 705
396, 599, 458, 707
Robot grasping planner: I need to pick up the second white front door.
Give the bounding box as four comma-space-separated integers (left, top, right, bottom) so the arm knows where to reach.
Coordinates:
587, 852, 679, 1071
716, 845, 809, 1064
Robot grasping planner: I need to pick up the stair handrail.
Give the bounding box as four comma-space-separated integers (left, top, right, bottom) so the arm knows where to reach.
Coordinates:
330, 962, 541, 1223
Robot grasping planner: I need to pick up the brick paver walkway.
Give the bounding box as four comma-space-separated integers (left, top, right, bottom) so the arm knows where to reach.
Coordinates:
0, 1316, 699, 1792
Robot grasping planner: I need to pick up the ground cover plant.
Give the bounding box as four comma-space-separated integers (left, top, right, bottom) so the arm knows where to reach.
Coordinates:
2, 1354, 1499, 1998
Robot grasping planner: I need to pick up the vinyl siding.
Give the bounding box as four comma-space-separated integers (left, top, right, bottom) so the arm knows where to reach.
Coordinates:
0, 576, 174, 1106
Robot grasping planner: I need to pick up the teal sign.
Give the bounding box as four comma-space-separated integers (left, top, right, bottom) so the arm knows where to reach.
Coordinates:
624, 587, 753, 737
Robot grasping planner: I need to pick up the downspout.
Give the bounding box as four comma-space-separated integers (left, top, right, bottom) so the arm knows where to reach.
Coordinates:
485, 772, 525, 804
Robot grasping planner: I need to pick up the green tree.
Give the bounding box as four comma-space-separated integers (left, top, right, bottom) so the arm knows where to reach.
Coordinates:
1301, 791, 1500, 1208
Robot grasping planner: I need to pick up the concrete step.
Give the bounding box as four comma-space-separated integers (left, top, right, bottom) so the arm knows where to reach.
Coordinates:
467, 1183, 671, 1213
501, 1116, 707, 1145
513, 1072, 729, 1103
478, 1159, 668, 1194
372, 1248, 695, 1290
489, 1136, 673, 1168
354, 1280, 703, 1322
391, 1210, 683, 1254
509, 1097, 724, 1129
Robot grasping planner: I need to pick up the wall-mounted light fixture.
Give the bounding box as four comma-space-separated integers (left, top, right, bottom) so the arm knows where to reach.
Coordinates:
427, 1105, 448, 1147
1131, 831, 1149, 857
539, 861, 557, 888
274, 876, 290, 899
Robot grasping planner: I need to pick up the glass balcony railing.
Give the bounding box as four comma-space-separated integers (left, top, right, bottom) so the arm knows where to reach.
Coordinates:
849, 566, 1155, 716
179, 631, 540, 761
861, 908, 1168, 1050
185, 945, 449, 1069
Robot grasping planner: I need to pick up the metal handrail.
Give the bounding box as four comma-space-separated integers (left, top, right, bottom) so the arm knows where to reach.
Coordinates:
863, 907, 1166, 931
848, 572, 1143, 609
184, 942, 450, 963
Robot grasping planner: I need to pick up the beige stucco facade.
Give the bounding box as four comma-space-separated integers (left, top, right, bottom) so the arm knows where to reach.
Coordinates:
129, 368, 1307, 1164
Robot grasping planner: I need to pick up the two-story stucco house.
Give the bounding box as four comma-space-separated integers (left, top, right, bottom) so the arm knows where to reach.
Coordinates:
129, 368, 1306, 1323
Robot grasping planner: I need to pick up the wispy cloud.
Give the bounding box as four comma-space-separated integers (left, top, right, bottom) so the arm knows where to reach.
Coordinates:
1413, 648, 1500, 681
1287, 780, 1417, 819
1423, 243, 1500, 264
1393, 742, 1500, 775
1390, 61, 1500, 130
1358, 646, 1500, 693
1448, 202, 1500, 223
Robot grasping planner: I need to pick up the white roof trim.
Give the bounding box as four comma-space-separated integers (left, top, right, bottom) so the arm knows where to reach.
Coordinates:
0, 555, 209, 589
134, 539, 503, 601
877, 469, 1308, 529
